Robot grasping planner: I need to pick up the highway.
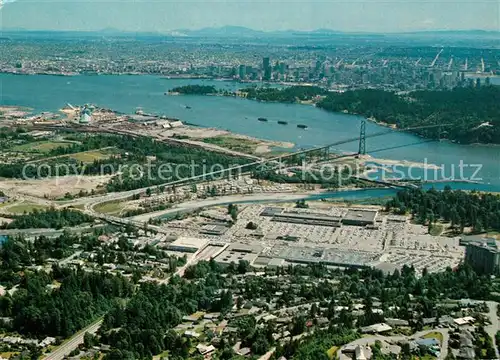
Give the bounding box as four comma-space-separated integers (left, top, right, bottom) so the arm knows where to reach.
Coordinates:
2, 122, 449, 233
44, 319, 103, 360
70, 123, 446, 211
128, 191, 319, 222
0, 225, 104, 237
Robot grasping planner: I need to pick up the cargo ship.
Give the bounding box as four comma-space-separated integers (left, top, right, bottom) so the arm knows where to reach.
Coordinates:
277, 121, 288, 125
297, 124, 308, 129
258, 117, 268, 122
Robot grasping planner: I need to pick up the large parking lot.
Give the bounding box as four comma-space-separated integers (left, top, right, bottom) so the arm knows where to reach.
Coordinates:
156, 203, 464, 274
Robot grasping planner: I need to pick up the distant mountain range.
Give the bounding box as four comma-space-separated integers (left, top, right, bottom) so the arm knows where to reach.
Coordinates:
2, 26, 499, 38
172, 26, 348, 37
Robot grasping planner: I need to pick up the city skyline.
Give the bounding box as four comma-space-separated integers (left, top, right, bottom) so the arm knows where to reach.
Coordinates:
1, 0, 499, 33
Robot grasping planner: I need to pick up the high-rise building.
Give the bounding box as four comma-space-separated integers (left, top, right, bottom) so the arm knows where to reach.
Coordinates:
465, 241, 500, 275
263, 57, 270, 70
279, 62, 286, 75
315, 60, 322, 72
238, 65, 246, 80
263, 57, 271, 81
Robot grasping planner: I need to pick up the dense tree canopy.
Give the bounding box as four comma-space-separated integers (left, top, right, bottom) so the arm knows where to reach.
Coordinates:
0, 133, 249, 193
0, 266, 132, 337
386, 187, 500, 233
1, 208, 94, 230
240, 86, 328, 103
317, 86, 500, 144
171, 85, 218, 95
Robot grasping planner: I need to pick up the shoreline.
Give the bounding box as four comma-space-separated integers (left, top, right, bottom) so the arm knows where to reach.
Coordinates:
338, 112, 500, 147
360, 155, 440, 170
176, 90, 500, 147
5, 97, 493, 166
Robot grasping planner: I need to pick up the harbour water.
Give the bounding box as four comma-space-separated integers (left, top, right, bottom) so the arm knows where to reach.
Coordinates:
1, 73, 499, 191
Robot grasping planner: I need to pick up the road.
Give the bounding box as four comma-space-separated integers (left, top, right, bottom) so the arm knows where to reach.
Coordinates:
258, 348, 276, 360
0, 225, 104, 237
485, 301, 500, 359
129, 191, 319, 222
44, 319, 102, 360
8, 121, 446, 226
58, 251, 82, 266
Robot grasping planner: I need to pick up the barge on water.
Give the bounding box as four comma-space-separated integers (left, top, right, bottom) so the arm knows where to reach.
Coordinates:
297, 124, 308, 129
277, 121, 288, 125
258, 117, 268, 122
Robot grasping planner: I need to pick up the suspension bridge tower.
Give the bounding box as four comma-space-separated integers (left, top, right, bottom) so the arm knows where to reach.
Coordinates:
358, 120, 366, 155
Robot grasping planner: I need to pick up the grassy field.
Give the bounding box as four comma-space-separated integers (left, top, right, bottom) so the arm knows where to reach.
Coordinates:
429, 223, 444, 236
0, 201, 12, 210
12, 141, 72, 153
69, 150, 113, 163
0, 352, 19, 359
327, 346, 339, 360
422, 331, 444, 343
94, 201, 124, 215
67, 204, 86, 210
202, 136, 257, 153
7, 203, 48, 214
485, 232, 500, 240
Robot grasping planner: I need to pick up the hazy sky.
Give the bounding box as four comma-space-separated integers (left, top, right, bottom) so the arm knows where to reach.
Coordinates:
1, 0, 499, 33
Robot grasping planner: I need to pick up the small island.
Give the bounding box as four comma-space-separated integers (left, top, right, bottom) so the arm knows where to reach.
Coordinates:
168, 85, 218, 95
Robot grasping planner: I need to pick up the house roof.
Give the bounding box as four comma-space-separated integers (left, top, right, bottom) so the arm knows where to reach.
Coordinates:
360, 323, 392, 333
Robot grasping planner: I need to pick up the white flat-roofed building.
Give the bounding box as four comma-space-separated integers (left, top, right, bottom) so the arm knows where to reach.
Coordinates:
360, 323, 392, 334
214, 243, 263, 267
215, 250, 260, 266
170, 120, 184, 128
342, 209, 378, 226
454, 316, 475, 326
166, 237, 209, 253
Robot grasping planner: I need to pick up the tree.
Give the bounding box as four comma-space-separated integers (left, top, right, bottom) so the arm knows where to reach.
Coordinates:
237, 260, 250, 274
251, 333, 270, 355
84, 332, 97, 348
401, 342, 412, 360
236, 296, 244, 310
227, 204, 239, 222
295, 199, 309, 208
292, 315, 306, 335
219, 290, 233, 313
445, 348, 456, 360
245, 221, 258, 230
310, 303, 318, 318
